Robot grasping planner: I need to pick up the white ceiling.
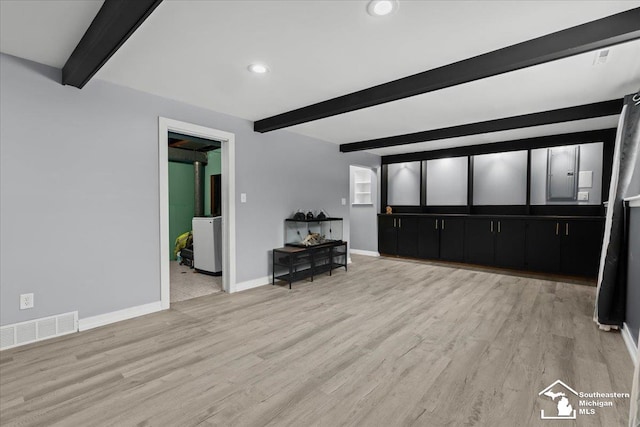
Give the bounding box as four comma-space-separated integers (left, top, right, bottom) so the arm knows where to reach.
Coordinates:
1, 0, 639, 156
0, 0, 103, 69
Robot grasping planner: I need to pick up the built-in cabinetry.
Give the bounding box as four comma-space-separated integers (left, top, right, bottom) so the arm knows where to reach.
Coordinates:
525, 218, 604, 277
379, 214, 604, 278
378, 215, 418, 257
465, 218, 526, 269
417, 217, 464, 262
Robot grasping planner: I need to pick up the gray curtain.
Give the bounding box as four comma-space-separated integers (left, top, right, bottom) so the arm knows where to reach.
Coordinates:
595, 91, 640, 327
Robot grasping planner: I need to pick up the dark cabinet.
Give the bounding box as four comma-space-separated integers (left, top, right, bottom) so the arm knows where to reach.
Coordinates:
417, 216, 464, 262
525, 219, 604, 277
465, 218, 495, 266
396, 217, 418, 257
378, 215, 418, 257
380, 214, 603, 278
525, 220, 562, 273
560, 219, 604, 277
378, 215, 397, 255
439, 217, 465, 262
494, 219, 526, 269
465, 218, 526, 269
418, 217, 439, 259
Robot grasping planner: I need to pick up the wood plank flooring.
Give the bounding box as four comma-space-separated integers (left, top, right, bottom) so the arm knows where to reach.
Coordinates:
0, 255, 633, 426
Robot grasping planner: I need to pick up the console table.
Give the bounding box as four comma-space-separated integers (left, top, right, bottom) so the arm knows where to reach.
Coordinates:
272, 241, 347, 289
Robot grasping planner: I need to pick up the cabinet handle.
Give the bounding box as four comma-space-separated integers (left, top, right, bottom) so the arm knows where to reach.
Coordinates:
556, 222, 559, 236
566, 223, 569, 236
498, 221, 501, 233
435, 219, 438, 230
399, 218, 402, 228
394, 218, 396, 227
491, 221, 493, 233
442, 219, 445, 230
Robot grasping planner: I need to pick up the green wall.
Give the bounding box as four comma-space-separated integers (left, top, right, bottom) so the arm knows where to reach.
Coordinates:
204, 149, 222, 215
168, 162, 194, 260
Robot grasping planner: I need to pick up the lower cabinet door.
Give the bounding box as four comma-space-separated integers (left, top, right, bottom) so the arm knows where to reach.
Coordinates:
560, 219, 604, 277
418, 217, 440, 259
378, 215, 397, 255
525, 219, 561, 273
440, 217, 465, 262
464, 218, 495, 266
495, 219, 526, 269
396, 217, 419, 257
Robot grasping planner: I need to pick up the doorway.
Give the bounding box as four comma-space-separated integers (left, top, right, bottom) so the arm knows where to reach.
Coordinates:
158, 118, 236, 310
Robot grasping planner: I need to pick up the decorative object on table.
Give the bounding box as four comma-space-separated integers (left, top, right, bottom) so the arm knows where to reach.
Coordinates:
306, 211, 314, 220
316, 210, 327, 220
301, 232, 326, 246
293, 210, 306, 220
386, 206, 393, 214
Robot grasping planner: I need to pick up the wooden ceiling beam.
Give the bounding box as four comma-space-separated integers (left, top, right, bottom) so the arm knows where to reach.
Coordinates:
254, 8, 640, 133
340, 99, 623, 152
62, 0, 163, 88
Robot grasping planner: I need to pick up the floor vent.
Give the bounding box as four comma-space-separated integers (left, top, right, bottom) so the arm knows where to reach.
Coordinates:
0, 311, 78, 351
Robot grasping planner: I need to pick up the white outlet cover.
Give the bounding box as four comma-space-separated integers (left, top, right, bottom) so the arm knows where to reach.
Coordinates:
578, 191, 589, 201
240, 193, 247, 203
341, 198, 346, 205
20, 293, 34, 310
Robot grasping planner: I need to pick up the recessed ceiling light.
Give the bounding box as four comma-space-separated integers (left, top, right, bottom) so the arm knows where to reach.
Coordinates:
248, 63, 269, 74
367, 0, 398, 16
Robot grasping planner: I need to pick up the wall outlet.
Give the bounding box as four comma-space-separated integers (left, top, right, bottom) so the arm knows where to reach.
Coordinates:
20, 293, 34, 310
240, 193, 247, 203
578, 191, 589, 201
341, 198, 346, 205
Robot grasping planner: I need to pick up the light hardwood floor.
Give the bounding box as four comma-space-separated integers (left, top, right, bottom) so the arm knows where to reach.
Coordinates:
0, 255, 633, 426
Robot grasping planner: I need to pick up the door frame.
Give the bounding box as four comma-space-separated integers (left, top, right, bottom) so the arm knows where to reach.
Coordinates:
158, 117, 236, 307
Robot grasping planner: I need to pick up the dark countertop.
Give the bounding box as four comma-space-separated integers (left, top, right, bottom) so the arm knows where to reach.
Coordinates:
378, 213, 605, 220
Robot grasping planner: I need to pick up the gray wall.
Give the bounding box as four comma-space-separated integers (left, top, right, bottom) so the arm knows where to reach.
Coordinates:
387, 162, 420, 205
425, 157, 468, 206
627, 207, 640, 347
349, 166, 379, 252
473, 151, 528, 205
530, 142, 603, 205
0, 54, 379, 325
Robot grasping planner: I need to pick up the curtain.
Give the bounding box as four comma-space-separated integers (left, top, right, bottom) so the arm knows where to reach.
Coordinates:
595, 91, 640, 328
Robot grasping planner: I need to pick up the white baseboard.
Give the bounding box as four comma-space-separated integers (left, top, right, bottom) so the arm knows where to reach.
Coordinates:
349, 249, 380, 257
233, 275, 270, 293
622, 322, 639, 367
78, 301, 163, 332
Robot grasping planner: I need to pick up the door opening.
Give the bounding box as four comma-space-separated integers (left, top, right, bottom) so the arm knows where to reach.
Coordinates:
158, 118, 236, 309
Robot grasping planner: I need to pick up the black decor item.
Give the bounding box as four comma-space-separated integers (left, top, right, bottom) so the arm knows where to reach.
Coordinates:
306, 211, 314, 220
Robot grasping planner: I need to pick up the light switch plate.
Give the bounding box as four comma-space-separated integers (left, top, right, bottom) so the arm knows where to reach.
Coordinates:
240, 193, 247, 203
341, 198, 346, 205
578, 191, 589, 201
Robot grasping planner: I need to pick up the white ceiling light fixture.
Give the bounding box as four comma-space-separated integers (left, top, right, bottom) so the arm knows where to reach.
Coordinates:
247, 63, 269, 74
367, 0, 398, 17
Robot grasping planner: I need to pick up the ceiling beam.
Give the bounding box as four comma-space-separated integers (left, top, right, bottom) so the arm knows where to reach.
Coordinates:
254, 8, 640, 133
168, 148, 208, 165
339, 99, 622, 153
62, 0, 163, 88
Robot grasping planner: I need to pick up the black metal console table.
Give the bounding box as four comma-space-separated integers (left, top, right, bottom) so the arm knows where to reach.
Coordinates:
272, 241, 347, 289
